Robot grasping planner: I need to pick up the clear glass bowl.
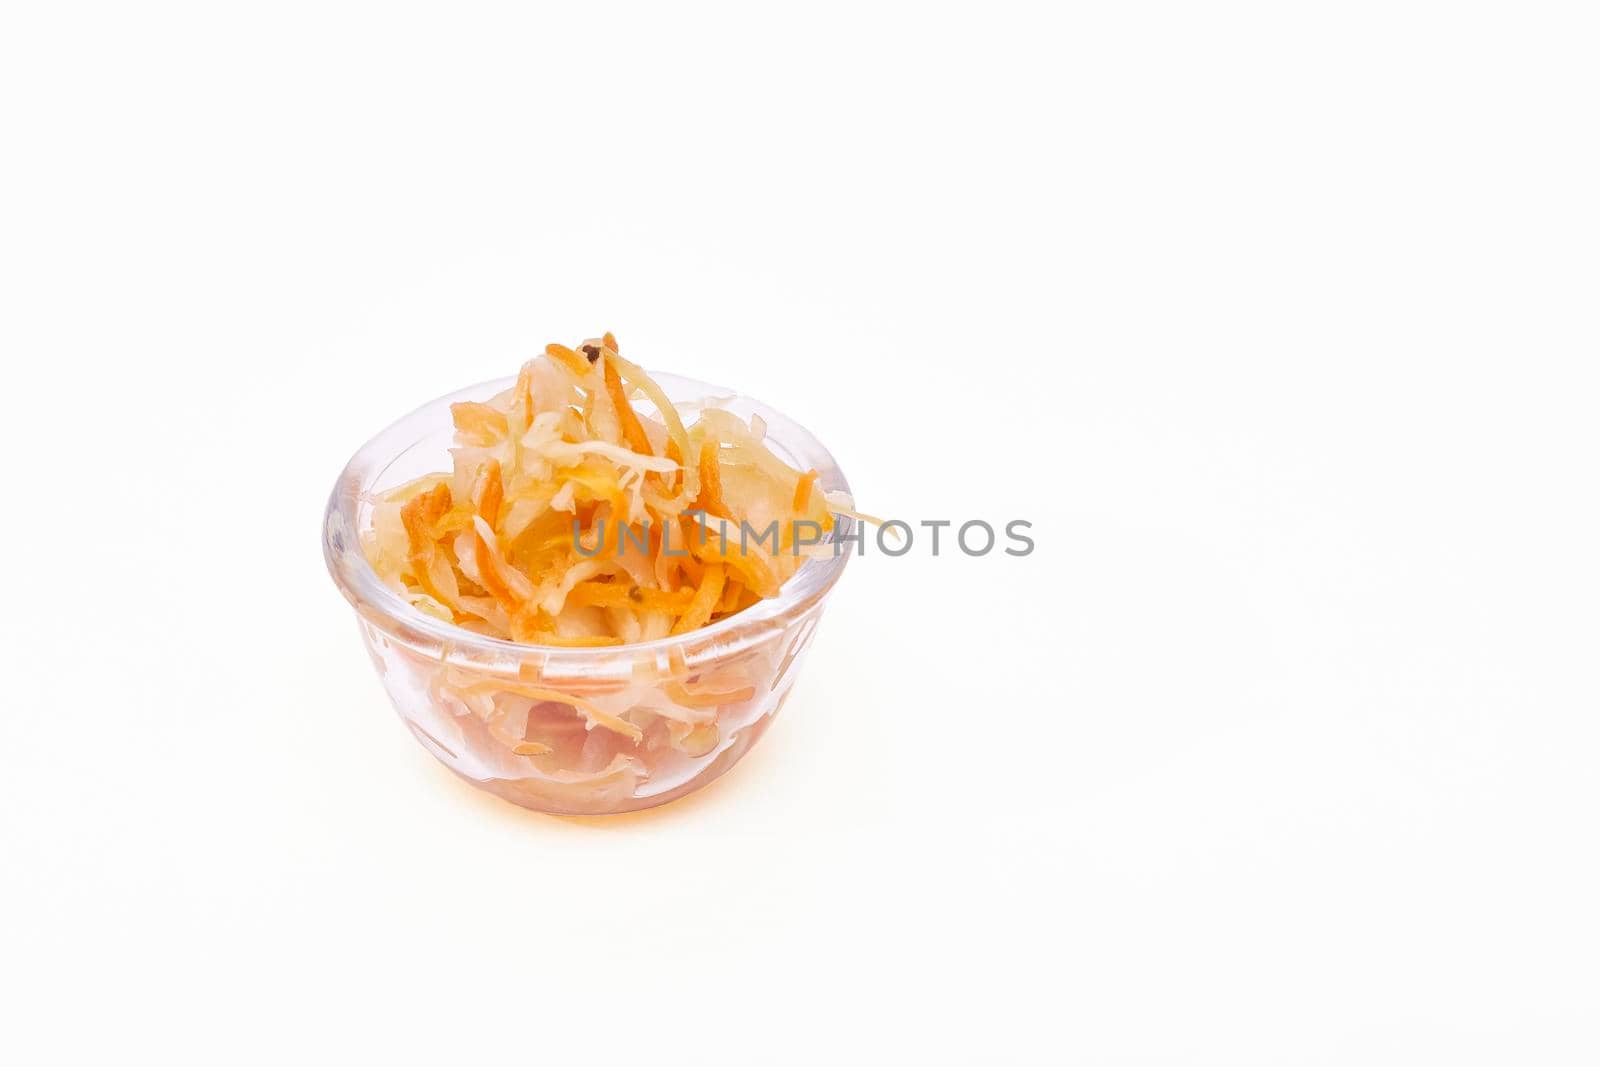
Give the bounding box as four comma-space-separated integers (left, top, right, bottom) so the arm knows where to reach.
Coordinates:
322, 372, 853, 816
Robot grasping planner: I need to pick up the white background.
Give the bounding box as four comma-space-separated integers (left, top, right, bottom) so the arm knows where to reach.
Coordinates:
2, 3, 1596, 1063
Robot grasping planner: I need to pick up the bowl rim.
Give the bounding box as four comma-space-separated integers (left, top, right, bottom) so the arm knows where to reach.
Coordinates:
323, 369, 853, 673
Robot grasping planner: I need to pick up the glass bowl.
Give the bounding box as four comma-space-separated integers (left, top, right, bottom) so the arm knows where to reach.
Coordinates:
322, 372, 853, 816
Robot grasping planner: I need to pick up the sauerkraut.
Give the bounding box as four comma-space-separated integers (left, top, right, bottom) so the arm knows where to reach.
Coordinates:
362, 334, 835, 648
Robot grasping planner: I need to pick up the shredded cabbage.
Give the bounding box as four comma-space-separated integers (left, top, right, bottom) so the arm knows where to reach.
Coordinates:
363, 335, 837, 779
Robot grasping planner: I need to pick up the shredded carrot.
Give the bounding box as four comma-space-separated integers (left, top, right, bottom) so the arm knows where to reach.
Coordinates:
399, 483, 454, 607
451, 401, 509, 442
603, 357, 653, 457
472, 519, 521, 615
672, 563, 725, 635
794, 468, 819, 511
476, 460, 503, 524
567, 580, 696, 613
515, 363, 536, 427
545, 342, 591, 377
525, 633, 625, 648
696, 443, 726, 516
717, 576, 744, 614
